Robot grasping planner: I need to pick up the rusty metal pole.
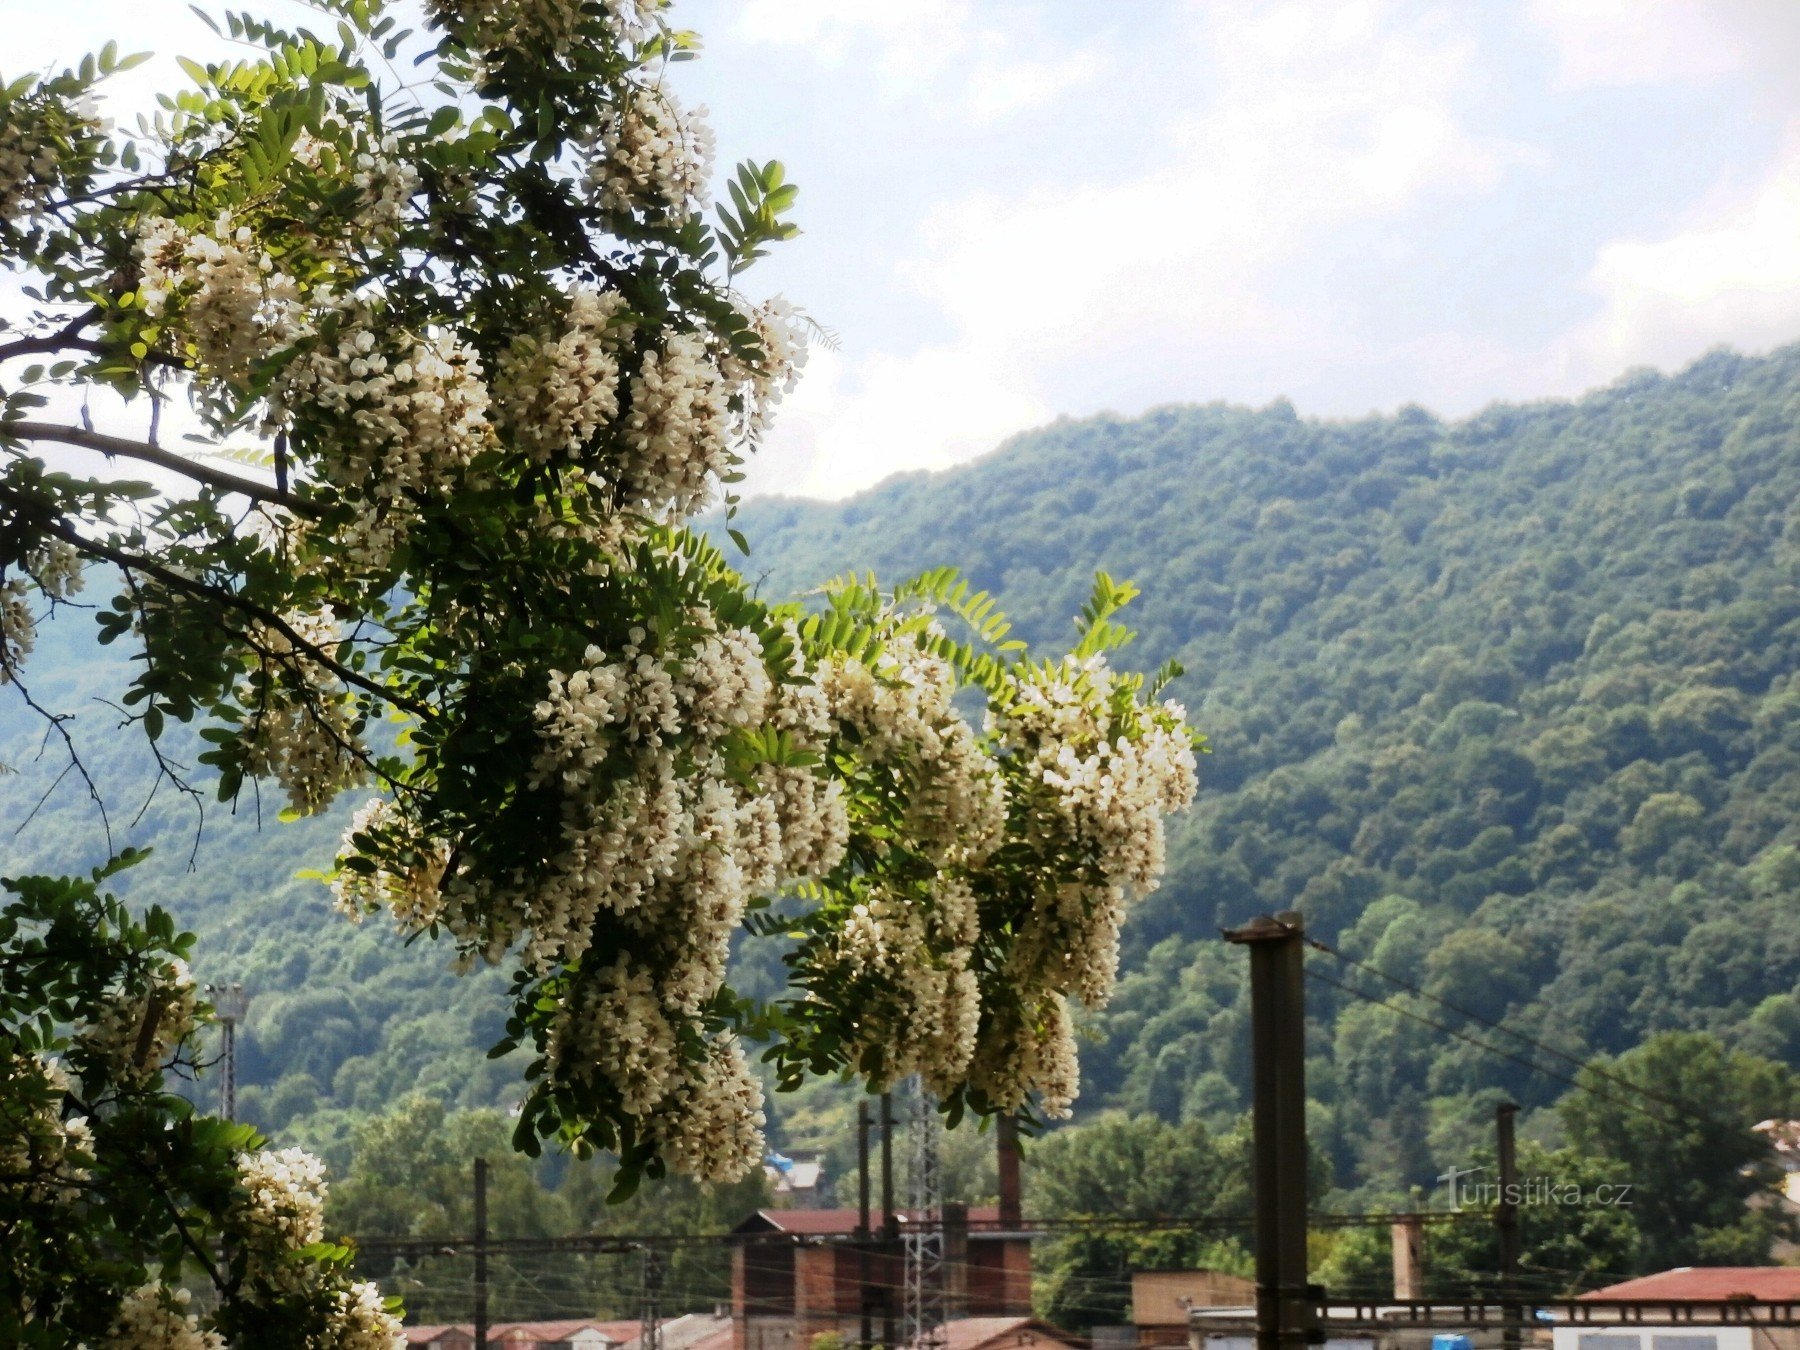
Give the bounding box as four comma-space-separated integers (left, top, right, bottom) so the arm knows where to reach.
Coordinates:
1497, 1102, 1521, 1350
859, 1099, 874, 1350
473, 1156, 489, 1350
881, 1092, 897, 1350
1224, 911, 1316, 1350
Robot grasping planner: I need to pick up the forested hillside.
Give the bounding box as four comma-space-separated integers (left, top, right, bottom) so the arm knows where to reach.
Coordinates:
7, 343, 1800, 1201
726, 343, 1800, 1192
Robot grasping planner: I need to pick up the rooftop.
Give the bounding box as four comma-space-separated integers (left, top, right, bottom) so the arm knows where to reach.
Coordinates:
1582, 1269, 1800, 1302
738, 1206, 1009, 1236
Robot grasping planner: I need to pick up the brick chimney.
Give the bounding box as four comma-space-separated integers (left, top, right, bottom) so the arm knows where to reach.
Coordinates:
997, 1114, 1022, 1227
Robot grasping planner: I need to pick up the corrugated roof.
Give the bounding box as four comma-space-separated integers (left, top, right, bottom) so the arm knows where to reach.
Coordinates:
1583, 1268, 1800, 1301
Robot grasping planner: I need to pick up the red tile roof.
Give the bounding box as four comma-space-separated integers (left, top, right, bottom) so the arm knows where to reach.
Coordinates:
1583, 1269, 1800, 1301
934, 1316, 1085, 1350
403, 1329, 468, 1346
409, 1320, 642, 1346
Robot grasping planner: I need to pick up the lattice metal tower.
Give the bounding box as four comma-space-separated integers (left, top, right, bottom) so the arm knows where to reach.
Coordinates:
903, 1077, 946, 1350
204, 982, 249, 1120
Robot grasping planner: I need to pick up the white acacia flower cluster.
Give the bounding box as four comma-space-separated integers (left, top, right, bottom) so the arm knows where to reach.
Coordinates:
332, 797, 450, 929
137, 213, 302, 383
617, 332, 733, 515
377, 616, 849, 1179
944, 657, 1196, 1117
2, 540, 83, 684
323, 1279, 406, 1350
0, 101, 62, 226
101, 1283, 224, 1350
79, 957, 198, 1088
721, 295, 809, 443
428, 0, 652, 57
494, 289, 634, 463
820, 637, 1007, 867
816, 879, 983, 1096
590, 86, 714, 225
0, 577, 31, 681
0, 1053, 91, 1199
235, 1146, 329, 1251
651, 1032, 766, 1181
271, 299, 495, 568
547, 956, 677, 1114
240, 610, 370, 816
993, 661, 1196, 1005
351, 136, 419, 246
967, 989, 1081, 1119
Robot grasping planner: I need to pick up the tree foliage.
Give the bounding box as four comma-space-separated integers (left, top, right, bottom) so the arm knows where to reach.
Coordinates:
0, 856, 397, 1345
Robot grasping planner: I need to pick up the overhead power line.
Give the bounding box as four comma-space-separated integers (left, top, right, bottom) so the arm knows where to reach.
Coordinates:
1306, 936, 1740, 1136
1302, 962, 1730, 1139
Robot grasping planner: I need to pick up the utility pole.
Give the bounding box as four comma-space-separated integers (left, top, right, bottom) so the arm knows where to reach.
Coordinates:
880, 1091, 897, 1350
204, 982, 248, 1120
858, 1099, 874, 1350
473, 1157, 489, 1350
903, 1079, 946, 1350
641, 1244, 666, 1350
1224, 911, 1317, 1350
1497, 1102, 1521, 1350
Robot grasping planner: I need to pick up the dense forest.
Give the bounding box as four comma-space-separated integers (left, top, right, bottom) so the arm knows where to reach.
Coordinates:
7, 342, 1800, 1306
725, 342, 1800, 1177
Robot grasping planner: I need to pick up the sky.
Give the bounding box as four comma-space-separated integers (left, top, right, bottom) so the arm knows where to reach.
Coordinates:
12, 0, 1800, 499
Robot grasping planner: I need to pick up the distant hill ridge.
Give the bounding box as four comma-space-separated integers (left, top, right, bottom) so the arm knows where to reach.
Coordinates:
7, 342, 1800, 1188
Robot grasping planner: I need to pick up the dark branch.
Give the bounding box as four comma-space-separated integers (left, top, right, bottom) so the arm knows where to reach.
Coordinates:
8, 504, 432, 719
0, 307, 103, 362
6, 421, 319, 517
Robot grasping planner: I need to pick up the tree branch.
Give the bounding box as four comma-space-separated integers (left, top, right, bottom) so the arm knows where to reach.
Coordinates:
3, 502, 432, 719
0, 307, 103, 362
5, 421, 319, 517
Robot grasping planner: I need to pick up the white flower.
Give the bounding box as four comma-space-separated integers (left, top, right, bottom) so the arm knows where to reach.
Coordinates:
79, 957, 199, 1088
135, 212, 303, 383
323, 1279, 406, 1349
332, 797, 450, 929
651, 1032, 766, 1181
100, 1282, 224, 1350
235, 1146, 329, 1250
494, 288, 634, 463
238, 610, 371, 816
589, 86, 714, 224
616, 332, 732, 515
2, 541, 84, 685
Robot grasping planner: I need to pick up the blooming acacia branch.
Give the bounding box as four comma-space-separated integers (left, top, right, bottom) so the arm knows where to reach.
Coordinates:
4, 422, 318, 516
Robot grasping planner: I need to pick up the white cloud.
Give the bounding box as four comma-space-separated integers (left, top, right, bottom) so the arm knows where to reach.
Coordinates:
753, 0, 1531, 496
1527, 0, 1800, 93
729, 0, 1102, 121
1556, 120, 1800, 379
742, 344, 1049, 500
964, 47, 1104, 123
